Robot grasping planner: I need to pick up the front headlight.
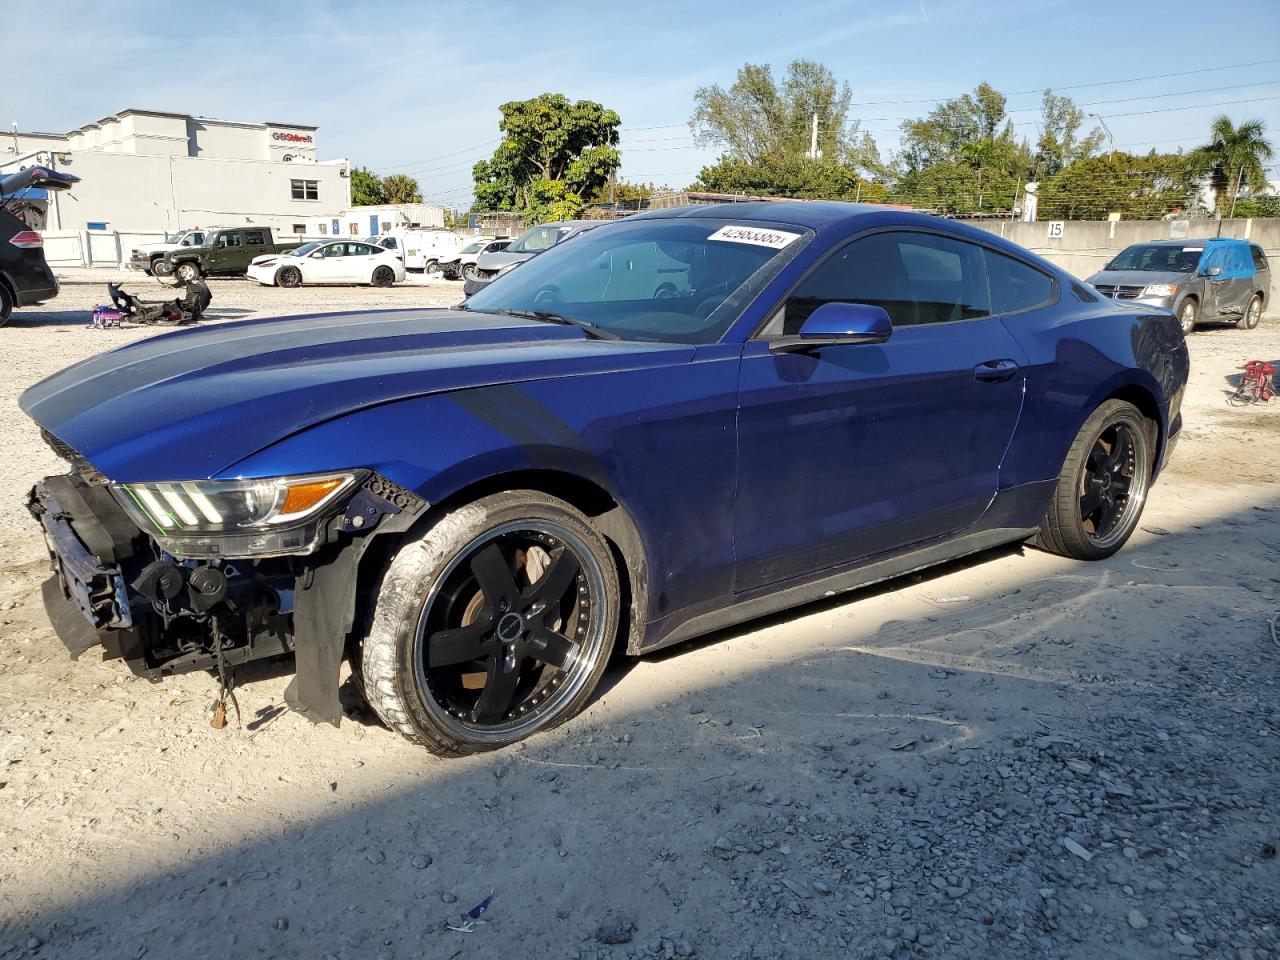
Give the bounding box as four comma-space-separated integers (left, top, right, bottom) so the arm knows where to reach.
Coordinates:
112, 472, 360, 558
1142, 282, 1177, 298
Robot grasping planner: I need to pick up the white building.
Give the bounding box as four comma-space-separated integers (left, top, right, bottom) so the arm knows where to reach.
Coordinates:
302, 203, 447, 239
1, 107, 352, 234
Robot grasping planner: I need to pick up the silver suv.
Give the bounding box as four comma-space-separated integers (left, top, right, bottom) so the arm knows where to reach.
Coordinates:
1087, 238, 1269, 334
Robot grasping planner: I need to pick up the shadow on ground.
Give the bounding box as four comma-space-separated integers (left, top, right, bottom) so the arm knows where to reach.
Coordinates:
3, 497, 1278, 960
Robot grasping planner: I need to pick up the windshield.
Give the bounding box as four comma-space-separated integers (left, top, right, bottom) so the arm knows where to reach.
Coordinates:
507, 224, 577, 254
461, 239, 489, 254
465, 218, 810, 344
164, 232, 181, 244
287, 241, 325, 257
1106, 244, 1202, 273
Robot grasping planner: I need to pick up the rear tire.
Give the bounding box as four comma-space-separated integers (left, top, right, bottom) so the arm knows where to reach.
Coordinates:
372, 265, 396, 287
1177, 298, 1197, 334
357, 491, 620, 756
1239, 294, 1262, 330
1033, 399, 1153, 561
0, 283, 13, 326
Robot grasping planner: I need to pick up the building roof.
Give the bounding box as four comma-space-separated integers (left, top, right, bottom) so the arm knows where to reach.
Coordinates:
65, 108, 318, 137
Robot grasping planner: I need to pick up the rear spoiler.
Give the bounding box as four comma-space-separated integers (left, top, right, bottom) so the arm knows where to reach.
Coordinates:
0, 165, 80, 199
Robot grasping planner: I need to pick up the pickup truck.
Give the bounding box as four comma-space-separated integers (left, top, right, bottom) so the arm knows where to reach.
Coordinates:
155, 227, 303, 281
127, 229, 208, 275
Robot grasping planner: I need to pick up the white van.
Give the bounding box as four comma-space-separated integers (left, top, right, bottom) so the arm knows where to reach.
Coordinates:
363, 229, 461, 275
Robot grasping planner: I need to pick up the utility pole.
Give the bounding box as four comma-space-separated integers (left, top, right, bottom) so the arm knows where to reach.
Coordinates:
1229, 165, 1245, 219
808, 112, 819, 159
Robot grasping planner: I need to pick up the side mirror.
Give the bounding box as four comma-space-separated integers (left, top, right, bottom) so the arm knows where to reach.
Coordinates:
770, 302, 893, 353
1204, 265, 1222, 277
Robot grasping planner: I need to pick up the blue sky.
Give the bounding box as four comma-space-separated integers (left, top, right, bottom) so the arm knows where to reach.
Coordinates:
12, 0, 1280, 207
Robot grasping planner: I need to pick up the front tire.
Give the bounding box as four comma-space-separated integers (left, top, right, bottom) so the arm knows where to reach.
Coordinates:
1033, 399, 1153, 561
358, 491, 620, 756
1177, 298, 1197, 334
152, 259, 175, 278
461, 263, 478, 282
277, 266, 302, 288
1239, 294, 1262, 330
424, 259, 441, 278
174, 262, 200, 284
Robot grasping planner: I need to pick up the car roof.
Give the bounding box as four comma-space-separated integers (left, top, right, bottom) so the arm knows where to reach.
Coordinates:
632, 200, 935, 232
1126, 237, 1240, 247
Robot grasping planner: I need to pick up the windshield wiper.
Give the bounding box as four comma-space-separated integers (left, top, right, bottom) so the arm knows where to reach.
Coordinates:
489, 308, 619, 340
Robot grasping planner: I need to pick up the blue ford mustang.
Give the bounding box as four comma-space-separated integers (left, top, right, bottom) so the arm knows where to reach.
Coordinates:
21, 203, 1188, 756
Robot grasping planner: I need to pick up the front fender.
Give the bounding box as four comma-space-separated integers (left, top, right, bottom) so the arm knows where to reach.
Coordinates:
222, 390, 657, 651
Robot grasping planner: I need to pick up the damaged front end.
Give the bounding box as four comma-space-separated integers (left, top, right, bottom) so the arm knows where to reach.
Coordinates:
29, 437, 425, 725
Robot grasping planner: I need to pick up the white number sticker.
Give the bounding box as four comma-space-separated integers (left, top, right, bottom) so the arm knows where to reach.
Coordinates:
707, 225, 803, 249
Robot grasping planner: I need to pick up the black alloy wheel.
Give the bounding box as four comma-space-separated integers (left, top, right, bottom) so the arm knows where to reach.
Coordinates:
415, 524, 601, 732
372, 265, 395, 287
277, 266, 302, 288
1078, 420, 1146, 549
358, 491, 620, 756
1034, 399, 1152, 560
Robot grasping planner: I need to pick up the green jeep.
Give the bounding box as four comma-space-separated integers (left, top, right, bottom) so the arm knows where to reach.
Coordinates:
156, 226, 304, 282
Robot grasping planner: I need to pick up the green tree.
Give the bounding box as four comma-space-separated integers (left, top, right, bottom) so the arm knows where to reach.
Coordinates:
898, 82, 1011, 172
1191, 115, 1274, 216
472, 93, 622, 224
350, 166, 387, 206
1038, 152, 1198, 220
690, 59, 872, 166
382, 174, 422, 204
1036, 90, 1104, 177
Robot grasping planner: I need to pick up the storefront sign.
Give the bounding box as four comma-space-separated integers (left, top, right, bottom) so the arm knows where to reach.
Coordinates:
272, 132, 314, 144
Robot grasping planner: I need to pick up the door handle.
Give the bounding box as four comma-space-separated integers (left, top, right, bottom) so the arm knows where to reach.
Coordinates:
973, 358, 1021, 382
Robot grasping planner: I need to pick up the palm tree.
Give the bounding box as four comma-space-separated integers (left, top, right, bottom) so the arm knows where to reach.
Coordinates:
1194, 116, 1274, 217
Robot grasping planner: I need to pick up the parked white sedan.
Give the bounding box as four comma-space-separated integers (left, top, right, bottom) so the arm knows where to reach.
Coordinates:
246, 240, 406, 288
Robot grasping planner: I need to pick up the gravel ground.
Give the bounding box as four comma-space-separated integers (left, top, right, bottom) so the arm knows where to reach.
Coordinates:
0, 269, 1277, 960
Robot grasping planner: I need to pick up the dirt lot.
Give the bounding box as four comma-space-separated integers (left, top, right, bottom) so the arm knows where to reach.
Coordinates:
0, 270, 1277, 960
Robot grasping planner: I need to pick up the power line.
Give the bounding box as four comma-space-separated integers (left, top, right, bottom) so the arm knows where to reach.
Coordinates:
843, 57, 1280, 106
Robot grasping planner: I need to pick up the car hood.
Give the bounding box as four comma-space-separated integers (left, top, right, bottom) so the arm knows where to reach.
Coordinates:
475, 250, 534, 270
21, 309, 687, 483
1086, 269, 1191, 288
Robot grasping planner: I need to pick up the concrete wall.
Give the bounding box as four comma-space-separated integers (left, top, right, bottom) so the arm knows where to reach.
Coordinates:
957, 217, 1280, 306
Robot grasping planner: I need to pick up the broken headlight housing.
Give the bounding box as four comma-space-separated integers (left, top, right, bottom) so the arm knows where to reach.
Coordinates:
112, 472, 363, 558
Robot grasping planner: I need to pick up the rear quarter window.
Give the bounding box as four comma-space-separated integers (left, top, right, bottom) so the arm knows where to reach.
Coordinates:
1251, 245, 1269, 273
985, 249, 1056, 314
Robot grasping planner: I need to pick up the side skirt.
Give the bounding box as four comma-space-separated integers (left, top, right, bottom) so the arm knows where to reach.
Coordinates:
641, 525, 1037, 653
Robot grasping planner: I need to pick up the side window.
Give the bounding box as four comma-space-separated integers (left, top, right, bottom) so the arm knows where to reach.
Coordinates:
245, 230, 266, 246
1251, 245, 1269, 273
224, 233, 243, 248
323, 243, 347, 257
350, 243, 376, 256
771, 231, 990, 335
985, 249, 1056, 314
